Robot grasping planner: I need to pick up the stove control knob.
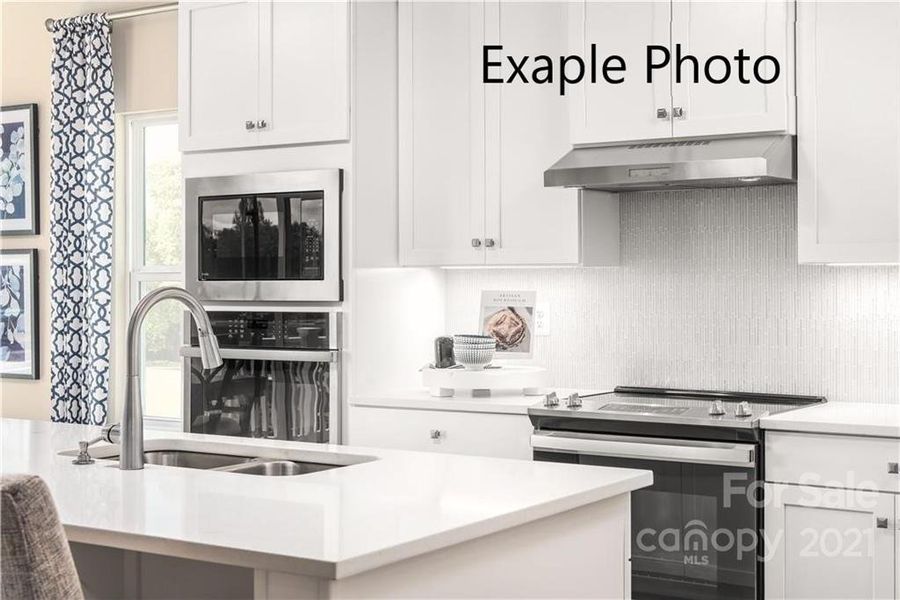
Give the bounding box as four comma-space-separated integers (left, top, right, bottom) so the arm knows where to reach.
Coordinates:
709, 400, 726, 416
566, 393, 582, 409
544, 392, 559, 408
735, 401, 753, 418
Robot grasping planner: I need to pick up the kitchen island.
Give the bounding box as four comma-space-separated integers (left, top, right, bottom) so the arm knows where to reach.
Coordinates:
1, 418, 651, 599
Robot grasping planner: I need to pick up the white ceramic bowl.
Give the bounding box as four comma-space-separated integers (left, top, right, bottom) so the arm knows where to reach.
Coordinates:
453, 345, 495, 370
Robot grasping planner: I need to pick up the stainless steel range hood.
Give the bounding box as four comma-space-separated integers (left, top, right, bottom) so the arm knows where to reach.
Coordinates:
544, 135, 795, 191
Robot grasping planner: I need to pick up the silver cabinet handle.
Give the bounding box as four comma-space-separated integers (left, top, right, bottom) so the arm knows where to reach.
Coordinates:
888, 462, 898, 474
484, 238, 496, 248
471, 238, 482, 248
429, 429, 443, 440
656, 108, 669, 120
245, 120, 256, 130
876, 517, 889, 529
673, 107, 685, 119
257, 119, 268, 130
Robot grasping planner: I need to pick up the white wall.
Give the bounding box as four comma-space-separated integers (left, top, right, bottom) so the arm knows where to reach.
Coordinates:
445, 185, 900, 404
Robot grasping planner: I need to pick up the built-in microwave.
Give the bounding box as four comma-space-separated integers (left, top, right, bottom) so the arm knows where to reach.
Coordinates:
185, 169, 342, 302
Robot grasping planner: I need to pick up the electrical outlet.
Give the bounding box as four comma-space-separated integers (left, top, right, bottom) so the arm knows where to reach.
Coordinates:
534, 303, 550, 336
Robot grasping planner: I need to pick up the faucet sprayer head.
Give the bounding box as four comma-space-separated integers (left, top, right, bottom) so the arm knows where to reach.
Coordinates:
197, 329, 223, 370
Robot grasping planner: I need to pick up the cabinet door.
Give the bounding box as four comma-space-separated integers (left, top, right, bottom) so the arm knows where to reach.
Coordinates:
797, 1, 900, 264
399, 2, 486, 266
178, 1, 259, 152
485, 2, 581, 265
670, 0, 794, 137
569, 1, 671, 145
257, 0, 349, 146
765, 483, 896, 600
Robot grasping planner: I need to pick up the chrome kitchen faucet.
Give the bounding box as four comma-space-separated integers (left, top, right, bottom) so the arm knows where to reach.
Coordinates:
93, 287, 223, 470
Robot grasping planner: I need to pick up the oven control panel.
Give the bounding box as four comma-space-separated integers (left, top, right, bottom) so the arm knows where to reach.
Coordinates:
190, 311, 331, 349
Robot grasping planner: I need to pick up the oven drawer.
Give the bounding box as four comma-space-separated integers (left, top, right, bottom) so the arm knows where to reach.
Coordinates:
766, 431, 900, 493
348, 405, 533, 460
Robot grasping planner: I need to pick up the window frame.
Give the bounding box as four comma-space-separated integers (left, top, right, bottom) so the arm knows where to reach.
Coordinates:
124, 111, 184, 430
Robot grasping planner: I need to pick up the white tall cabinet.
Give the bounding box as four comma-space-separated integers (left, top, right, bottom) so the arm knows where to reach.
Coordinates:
569, 0, 795, 145
179, 0, 349, 152
796, 1, 900, 264
399, 1, 619, 267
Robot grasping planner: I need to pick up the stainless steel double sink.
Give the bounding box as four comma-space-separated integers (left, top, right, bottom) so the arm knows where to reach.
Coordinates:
121, 450, 338, 476
61, 439, 376, 477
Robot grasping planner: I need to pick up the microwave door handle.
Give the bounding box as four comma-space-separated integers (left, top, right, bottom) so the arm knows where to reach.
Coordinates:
179, 346, 338, 363
530, 433, 755, 468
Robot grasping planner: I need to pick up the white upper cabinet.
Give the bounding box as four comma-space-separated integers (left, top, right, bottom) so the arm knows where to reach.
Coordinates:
399, 1, 486, 266
179, 0, 349, 152
671, 0, 795, 138
569, 2, 671, 145
797, 1, 900, 264
399, 1, 619, 267
258, 1, 349, 148
179, 1, 259, 152
569, 0, 795, 145
488, 2, 581, 265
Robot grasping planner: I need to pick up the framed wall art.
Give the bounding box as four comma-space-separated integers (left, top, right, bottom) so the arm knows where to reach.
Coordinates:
0, 104, 39, 236
480, 290, 536, 359
0, 249, 39, 379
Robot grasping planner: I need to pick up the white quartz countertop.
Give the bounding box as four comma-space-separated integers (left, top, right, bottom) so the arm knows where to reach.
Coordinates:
350, 388, 603, 415
0, 418, 650, 579
760, 402, 900, 438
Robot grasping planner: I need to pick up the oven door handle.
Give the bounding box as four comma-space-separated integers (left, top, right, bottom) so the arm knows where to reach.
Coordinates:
179, 346, 339, 363
531, 432, 756, 468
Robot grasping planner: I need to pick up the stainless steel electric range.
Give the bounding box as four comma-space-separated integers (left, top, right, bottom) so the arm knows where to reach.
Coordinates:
529, 386, 825, 600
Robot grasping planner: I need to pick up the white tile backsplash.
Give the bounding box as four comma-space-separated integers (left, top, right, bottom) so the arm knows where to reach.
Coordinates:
445, 186, 900, 403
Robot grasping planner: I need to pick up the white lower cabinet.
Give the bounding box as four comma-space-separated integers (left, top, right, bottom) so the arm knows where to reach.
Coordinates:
348, 405, 533, 460
765, 431, 900, 599
765, 483, 896, 600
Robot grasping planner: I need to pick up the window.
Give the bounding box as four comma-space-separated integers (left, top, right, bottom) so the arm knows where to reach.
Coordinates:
126, 113, 184, 425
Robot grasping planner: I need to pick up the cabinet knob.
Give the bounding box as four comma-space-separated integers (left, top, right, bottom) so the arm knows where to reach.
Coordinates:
471, 238, 482, 248
656, 108, 669, 120
484, 238, 496, 248
673, 107, 685, 119
429, 429, 443, 440
245, 120, 256, 130
257, 119, 268, 130
888, 462, 899, 474
875, 517, 889, 529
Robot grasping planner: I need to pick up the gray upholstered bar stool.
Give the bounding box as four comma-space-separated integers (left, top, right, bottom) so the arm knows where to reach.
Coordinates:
1, 474, 84, 600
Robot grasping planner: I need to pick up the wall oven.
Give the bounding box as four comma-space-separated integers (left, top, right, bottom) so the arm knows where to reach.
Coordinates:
181, 309, 341, 443
185, 169, 342, 303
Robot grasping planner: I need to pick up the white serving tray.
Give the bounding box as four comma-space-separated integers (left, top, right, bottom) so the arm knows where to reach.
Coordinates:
421, 365, 549, 398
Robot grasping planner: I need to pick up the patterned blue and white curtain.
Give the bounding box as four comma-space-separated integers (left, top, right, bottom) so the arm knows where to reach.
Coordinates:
49, 14, 115, 424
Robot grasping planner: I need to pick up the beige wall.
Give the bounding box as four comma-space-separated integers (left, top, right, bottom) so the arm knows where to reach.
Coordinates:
0, 1, 177, 420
